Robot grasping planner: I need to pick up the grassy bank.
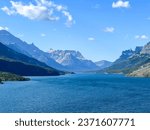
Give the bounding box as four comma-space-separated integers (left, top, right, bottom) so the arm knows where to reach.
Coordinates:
0, 72, 30, 83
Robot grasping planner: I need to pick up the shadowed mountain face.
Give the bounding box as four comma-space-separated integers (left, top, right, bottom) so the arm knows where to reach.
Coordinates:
0, 59, 60, 76
0, 42, 49, 68
0, 42, 61, 76
0, 30, 100, 72
0, 30, 65, 70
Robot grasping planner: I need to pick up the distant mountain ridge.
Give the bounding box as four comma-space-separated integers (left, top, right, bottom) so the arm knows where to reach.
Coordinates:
95, 60, 112, 69
48, 49, 85, 63
114, 46, 143, 64
100, 43, 150, 76
47, 49, 100, 71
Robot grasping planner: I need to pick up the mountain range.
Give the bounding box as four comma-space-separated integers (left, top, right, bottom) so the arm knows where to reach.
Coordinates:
0, 42, 63, 76
100, 42, 150, 77
48, 49, 100, 71
0, 30, 110, 72
2, 29, 150, 77
0, 30, 64, 70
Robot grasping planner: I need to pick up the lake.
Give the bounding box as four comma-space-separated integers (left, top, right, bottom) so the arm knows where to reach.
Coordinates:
0, 74, 150, 113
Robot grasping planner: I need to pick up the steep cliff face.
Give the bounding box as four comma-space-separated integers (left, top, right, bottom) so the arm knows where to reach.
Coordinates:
127, 43, 150, 77
140, 42, 150, 55
114, 46, 143, 64
48, 49, 85, 65
99, 44, 150, 75
114, 49, 135, 64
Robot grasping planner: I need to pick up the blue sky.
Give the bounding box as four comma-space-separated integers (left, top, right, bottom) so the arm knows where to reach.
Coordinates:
0, 0, 150, 62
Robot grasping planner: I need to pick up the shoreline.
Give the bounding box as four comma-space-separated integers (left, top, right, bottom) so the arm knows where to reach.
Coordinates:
0, 72, 30, 84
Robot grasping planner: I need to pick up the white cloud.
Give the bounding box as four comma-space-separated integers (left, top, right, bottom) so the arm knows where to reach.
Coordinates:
0, 26, 9, 31
88, 37, 95, 41
62, 10, 73, 27
112, 0, 130, 8
41, 33, 46, 37
135, 35, 148, 40
104, 27, 115, 33
1, 0, 73, 27
1, 6, 15, 15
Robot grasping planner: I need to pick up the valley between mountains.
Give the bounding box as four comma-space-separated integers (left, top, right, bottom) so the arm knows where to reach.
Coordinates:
0, 30, 150, 83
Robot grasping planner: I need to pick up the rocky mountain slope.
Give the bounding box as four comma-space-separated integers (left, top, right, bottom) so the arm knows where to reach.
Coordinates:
48, 49, 99, 71
0, 30, 102, 72
128, 42, 150, 77
100, 42, 150, 77
128, 62, 150, 77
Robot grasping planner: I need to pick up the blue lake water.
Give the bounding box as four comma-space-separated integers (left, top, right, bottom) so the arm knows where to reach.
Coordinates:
0, 74, 150, 113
